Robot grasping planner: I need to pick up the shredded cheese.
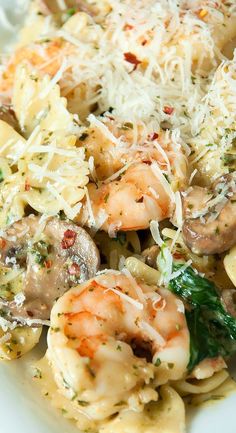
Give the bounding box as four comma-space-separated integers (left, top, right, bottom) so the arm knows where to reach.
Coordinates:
151, 162, 175, 203
140, 320, 166, 347
170, 259, 192, 281
84, 186, 96, 228
103, 162, 133, 184
105, 288, 143, 310
13, 292, 26, 307
173, 191, 183, 228
88, 114, 124, 148
39, 58, 68, 99
122, 267, 147, 305
0, 317, 18, 332
150, 220, 164, 247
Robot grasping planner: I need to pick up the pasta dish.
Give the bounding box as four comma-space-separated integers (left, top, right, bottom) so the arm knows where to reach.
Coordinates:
0, 1, 236, 432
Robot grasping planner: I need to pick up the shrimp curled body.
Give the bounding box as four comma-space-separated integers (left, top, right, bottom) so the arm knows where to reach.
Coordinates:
81, 163, 173, 232
47, 272, 190, 422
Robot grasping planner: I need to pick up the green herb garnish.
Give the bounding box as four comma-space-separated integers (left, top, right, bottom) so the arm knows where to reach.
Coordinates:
66, 8, 76, 17
155, 358, 161, 367
115, 232, 126, 246
78, 400, 89, 407
169, 264, 236, 371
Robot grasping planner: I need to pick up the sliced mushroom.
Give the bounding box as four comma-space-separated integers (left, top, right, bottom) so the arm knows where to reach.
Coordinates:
221, 289, 236, 318
141, 245, 159, 268
182, 173, 236, 255
0, 105, 20, 132
0, 216, 100, 320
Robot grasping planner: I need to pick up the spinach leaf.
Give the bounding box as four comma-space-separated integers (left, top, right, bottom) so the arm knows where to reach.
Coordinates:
169, 264, 236, 371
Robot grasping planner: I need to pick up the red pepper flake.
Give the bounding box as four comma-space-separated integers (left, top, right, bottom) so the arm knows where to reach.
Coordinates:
68, 263, 80, 275
173, 252, 184, 260
124, 52, 141, 71
148, 132, 159, 140
123, 23, 133, 31
44, 259, 52, 269
25, 179, 30, 191
141, 39, 147, 46
163, 106, 174, 115
61, 229, 77, 249
0, 238, 6, 249
27, 310, 34, 317
143, 160, 152, 165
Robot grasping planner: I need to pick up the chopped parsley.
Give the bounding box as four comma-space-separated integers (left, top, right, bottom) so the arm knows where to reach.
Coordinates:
155, 358, 161, 367
66, 8, 76, 17
78, 400, 89, 407
0, 169, 4, 183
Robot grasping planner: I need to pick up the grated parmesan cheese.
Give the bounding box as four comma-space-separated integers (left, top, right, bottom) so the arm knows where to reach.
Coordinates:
0, 317, 18, 332
150, 220, 164, 248
151, 162, 175, 203
105, 287, 144, 310
173, 191, 183, 228
103, 162, 133, 184
39, 58, 68, 99
175, 299, 185, 314
140, 320, 166, 347
88, 114, 124, 148
13, 292, 26, 307
84, 186, 96, 228
122, 267, 146, 305
169, 259, 192, 281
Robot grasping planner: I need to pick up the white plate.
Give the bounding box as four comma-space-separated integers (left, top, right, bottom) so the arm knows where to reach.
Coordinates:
1, 340, 236, 433
0, 1, 236, 432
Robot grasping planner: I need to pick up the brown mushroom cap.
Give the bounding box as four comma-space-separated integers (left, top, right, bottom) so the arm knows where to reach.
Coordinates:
0, 216, 100, 320
141, 245, 159, 268
182, 173, 236, 255
221, 289, 236, 318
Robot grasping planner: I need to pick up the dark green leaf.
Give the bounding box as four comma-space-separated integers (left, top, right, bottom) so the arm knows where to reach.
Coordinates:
0, 169, 4, 183
169, 264, 236, 371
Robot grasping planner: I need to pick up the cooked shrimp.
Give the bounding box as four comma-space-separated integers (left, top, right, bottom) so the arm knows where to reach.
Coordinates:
0, 39, 69, 93
78, 162, 175, 232
191, 357, 227, 380
80, 119, 188, 181
76, 115, 188, 232
47, 272, 190, 422
0, 10, 99, 97
2, 0, 235, 96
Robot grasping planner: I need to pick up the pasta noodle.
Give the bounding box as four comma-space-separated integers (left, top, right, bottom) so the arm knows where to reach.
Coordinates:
125, 256, 160, 286
0, 64, 89, 227
173, 370, 229, 396
0, 326, 42, 360
224, 246, 236, 287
